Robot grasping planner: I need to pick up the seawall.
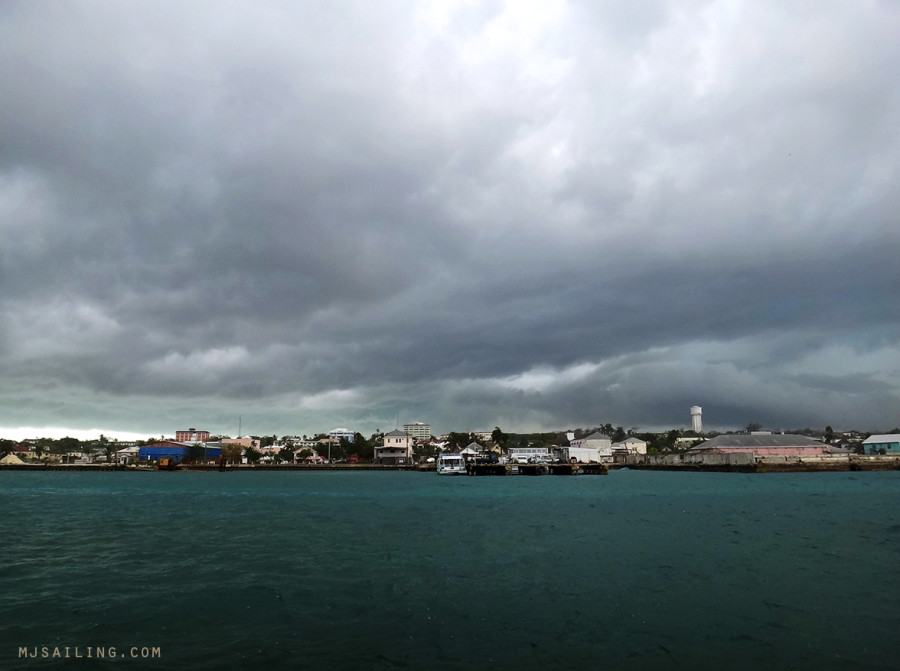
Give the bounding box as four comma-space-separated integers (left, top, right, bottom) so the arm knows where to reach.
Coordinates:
621, 454, 900, 473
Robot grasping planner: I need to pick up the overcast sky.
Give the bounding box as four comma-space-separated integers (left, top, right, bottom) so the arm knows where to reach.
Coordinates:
1, 0, 898, 441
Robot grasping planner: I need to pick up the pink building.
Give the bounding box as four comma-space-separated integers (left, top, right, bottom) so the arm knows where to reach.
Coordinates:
688, 433, 827, 458
175, 428, 210, 442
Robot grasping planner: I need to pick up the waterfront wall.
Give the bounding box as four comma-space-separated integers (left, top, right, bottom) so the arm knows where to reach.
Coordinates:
624, 453, 900, 472
3, 455, 900, 473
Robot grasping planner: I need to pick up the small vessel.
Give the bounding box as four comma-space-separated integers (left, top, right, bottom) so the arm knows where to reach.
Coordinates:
157, 457, 181, 471
436, 453, 466, 475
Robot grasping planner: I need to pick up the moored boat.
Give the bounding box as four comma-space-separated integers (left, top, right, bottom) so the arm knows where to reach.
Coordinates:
436, 453, 466, 475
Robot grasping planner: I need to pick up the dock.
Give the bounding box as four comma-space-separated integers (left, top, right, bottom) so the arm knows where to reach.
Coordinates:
464, 462, 608, 476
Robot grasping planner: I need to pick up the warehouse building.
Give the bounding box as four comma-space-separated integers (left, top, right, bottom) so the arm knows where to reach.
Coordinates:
139, 441, 221, 464
687, 433, 827, 460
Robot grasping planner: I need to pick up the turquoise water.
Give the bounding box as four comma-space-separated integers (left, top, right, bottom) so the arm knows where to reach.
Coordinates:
2, 470, 899, 670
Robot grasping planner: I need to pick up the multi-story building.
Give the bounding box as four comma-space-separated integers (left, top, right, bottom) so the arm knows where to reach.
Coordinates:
328, 428, 355, 442
175, 428, 210, 443
402, 422, 431, 440
221, 436, 259, 449
375, 430, 412, 465
569, 432, 613, 462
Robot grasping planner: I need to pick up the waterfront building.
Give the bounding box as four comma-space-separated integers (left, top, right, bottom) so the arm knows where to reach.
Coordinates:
175, 428, 210, 442
862, 434, 900, 455
114, 446, 140, 465
687, 433, 827, 459
611, 436, 648, 455
570, 432, 613, 462
139, 441, 222, 463
375, 430, 413, 465
139, 441, 192, 463
402, 422, 431, 440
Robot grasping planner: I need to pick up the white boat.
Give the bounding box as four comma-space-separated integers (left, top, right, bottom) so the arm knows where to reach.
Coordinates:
436, 453, 466, 475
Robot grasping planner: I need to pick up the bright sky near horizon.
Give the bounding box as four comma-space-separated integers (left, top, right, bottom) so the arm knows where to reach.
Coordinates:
1, 0, 898, 440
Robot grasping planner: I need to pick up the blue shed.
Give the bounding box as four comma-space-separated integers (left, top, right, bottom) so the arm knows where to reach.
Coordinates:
862, 434, 900, 455
139, 442, 191, 463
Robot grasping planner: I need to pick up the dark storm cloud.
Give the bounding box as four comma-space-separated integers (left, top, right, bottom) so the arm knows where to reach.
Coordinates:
1, 0, 898, 439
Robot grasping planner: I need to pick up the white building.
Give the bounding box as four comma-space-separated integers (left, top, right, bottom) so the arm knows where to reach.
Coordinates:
114, 446, 141, 465
402, 422, 432, 440
570, 432, 613, 462
557, 446, 600, 463
375, 430, 413, 465
328, 428, 355, 442
611, 436, 648, 455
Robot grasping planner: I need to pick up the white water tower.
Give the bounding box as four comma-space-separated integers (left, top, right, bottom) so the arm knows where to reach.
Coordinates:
690, 406, 703, 434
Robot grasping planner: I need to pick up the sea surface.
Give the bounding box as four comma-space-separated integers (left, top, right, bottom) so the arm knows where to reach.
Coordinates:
1, 470, 898, 670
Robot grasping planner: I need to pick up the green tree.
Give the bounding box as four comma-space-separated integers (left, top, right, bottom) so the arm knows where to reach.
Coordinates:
446, 432, 470, 451
221, 444, 243, 464
353, 433, 373, 461
55, 436, 82, 455
666, 429, 681, 451
413, 442, 439, 462
97, 435, 118, 463
612, 426, 627, 443
276, 446, 296, 464
187, 442, 206, 462
245, 446, 261, 464
0, 439, 15, 457
35, 438, 54, 454
647, 430, 680, 453
491, 427, 508, 450
337, 437, 354, 461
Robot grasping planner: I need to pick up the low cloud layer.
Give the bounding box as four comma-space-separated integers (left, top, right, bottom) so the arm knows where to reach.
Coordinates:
1, 1, 898, 439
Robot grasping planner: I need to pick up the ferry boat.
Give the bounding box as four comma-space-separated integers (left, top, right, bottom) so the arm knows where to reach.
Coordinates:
436, 453, 466, 475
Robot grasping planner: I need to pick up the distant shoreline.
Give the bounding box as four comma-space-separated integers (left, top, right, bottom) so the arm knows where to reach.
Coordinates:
2, 456, 899, 474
